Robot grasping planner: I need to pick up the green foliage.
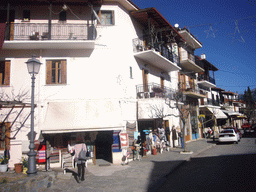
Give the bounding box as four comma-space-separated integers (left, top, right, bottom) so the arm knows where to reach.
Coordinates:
22, 157, 28, 168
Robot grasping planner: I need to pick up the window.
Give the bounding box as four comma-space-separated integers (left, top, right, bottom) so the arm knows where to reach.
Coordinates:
46, 60, 67, 85
130, 66, 133, 79
0, 61, 10, 86
59, 11, 66, 21
23, 10, 30, 21
98, 10, 114, 25
0, 123, 10, 150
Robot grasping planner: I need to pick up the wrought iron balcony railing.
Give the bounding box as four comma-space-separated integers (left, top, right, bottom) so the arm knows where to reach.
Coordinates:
5, 23, 96, 41
136, 83, 175, 99
132, 38, 180, 65
179, 83, 207, 96
198, 74, 216, 85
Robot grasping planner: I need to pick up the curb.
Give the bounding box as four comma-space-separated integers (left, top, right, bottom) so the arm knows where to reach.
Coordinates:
148, 143, 216, 192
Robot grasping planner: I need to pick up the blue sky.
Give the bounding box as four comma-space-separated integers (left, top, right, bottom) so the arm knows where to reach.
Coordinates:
132, 0, 256, 94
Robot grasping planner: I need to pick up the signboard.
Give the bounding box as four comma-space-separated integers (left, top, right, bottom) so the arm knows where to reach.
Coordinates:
119, 133, 129, 149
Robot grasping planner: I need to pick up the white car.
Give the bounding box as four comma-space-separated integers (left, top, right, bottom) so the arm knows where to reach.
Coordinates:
218, 129, 239, 144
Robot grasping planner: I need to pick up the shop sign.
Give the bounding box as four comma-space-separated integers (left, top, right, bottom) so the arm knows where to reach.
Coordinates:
119, 133, 129, 148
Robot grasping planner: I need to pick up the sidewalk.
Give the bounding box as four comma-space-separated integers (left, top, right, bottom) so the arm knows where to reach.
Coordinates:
47, 138, 215, 192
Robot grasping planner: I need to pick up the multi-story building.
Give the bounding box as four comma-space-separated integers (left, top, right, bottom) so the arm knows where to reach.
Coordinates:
0, 0, 184, 168
176, 27, 205, 141
196, 54, 228, 136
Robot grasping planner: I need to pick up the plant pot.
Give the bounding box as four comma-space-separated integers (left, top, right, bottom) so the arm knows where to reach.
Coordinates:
0, 164, 8, 172
14, 163, 23, 173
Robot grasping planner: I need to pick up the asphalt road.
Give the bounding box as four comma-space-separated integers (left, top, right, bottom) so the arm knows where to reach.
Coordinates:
155, 137, 256, 192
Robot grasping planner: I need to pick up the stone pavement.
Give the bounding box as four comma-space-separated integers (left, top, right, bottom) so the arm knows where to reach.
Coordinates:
47, 138, 215, 192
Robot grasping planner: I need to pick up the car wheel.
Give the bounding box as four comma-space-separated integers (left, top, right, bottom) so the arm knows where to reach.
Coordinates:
235, 141, 238, 144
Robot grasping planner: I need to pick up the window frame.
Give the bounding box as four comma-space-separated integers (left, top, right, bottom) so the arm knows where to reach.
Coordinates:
0, 60, 10, 86
22, 10, 30, 21
98, 10, 115, 25
46, 60, 67, 85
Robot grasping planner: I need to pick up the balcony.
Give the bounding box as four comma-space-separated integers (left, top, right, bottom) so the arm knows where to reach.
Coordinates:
136, 83, 175, 99
197, 74, 216, 88
204, 98, 220, 106
180, 51, 204, 73
2, 23, 96, 50
179, 83, 206, 99
178, 28, 202, 49
133, 38, 181, 72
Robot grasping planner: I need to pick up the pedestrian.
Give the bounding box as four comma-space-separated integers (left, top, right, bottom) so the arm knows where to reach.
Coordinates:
179, 129, 184, 149
73, 136, 87, 182
172, 125, 178, 147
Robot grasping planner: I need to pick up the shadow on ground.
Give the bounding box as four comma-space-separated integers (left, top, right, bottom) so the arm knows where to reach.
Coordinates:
147, 153, 256, 192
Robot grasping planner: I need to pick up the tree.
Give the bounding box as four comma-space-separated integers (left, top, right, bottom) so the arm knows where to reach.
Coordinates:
243, 86, 256, 123
165, 91, 194, 152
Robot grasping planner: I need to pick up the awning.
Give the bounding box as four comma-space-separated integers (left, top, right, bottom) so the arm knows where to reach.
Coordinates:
206, 107, 227, 119
221, 110, 246, 119
0, 23, 6, 50
221, 110, 241, 116
40, 100, 125, 134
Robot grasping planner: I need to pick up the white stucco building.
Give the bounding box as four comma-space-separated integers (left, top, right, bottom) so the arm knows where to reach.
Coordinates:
0, 0, 185, 167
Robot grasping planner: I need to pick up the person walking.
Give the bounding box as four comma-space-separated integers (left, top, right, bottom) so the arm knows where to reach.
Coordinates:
179, 129, 184, 149
73, 136, 87, 182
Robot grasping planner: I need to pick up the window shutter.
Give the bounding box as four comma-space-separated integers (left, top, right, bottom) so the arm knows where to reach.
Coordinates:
46, 60, 52, 84
111, 11, 115, 25
98, 10, 102, 24
4, 60, 10, 85
61, 60, 67, 84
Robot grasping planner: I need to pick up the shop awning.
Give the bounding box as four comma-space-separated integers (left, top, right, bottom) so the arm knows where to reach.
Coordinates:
40, 100, 125, 134
0, 23, 6, 50
221, 110, 241, 116
206, 107, 227, 119
221, 110, 246, 119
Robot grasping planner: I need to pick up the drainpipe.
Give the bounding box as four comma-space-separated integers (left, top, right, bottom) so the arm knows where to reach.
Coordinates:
48, 1, 52, 40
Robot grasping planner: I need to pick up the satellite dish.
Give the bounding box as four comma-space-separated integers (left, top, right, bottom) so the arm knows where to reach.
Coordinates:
174, 23, 179, 28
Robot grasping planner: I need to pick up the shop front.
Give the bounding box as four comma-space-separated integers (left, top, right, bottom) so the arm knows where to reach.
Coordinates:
39, 100, 125, 167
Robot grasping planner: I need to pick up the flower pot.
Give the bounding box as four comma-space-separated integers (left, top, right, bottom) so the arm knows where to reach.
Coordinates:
0, 164, 8, 172
14, 163, 23, 173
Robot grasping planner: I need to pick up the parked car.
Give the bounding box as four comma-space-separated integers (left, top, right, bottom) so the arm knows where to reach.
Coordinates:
241, 123, 251, 129
218, 129, 239, 144
243, 123, 255, 136
222, 127, 241, 141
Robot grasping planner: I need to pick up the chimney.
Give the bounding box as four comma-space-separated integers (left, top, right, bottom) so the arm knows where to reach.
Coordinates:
201, 54, 206, 59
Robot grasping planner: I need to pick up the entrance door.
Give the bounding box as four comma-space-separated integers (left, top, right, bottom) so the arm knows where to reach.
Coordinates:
95, 131, 113, 163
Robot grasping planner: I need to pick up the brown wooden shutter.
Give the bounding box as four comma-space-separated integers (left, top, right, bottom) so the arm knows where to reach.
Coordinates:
61, 60, 67, 84
160, 77, 164, 89
46, 60, 52, 84
4, 60, 10, 85
143, 69, 148, 92
98, 10, 101, 24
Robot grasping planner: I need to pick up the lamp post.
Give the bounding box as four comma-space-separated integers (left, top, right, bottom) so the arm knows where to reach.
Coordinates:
25, 55, 42, 176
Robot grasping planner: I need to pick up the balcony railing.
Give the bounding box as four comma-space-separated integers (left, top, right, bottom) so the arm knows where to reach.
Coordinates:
136, 83, 175, 99
179, 83, 207, 97
5, 23, 96, 41
132, 38, 180, 65
198, 74, 216, 84
180, 51, 195, 63
205, 98, 220, 106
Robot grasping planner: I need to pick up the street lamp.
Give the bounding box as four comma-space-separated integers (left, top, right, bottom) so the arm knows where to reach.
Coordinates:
25, 55, 42, 176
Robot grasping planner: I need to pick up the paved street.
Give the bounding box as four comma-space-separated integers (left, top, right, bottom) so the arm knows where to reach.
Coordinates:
47, 139, 214, 192
156, 137, 256, 192
47, 137, 256, 192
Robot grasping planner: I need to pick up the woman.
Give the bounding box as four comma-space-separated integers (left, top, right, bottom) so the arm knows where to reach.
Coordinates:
73, 136, 87, 182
